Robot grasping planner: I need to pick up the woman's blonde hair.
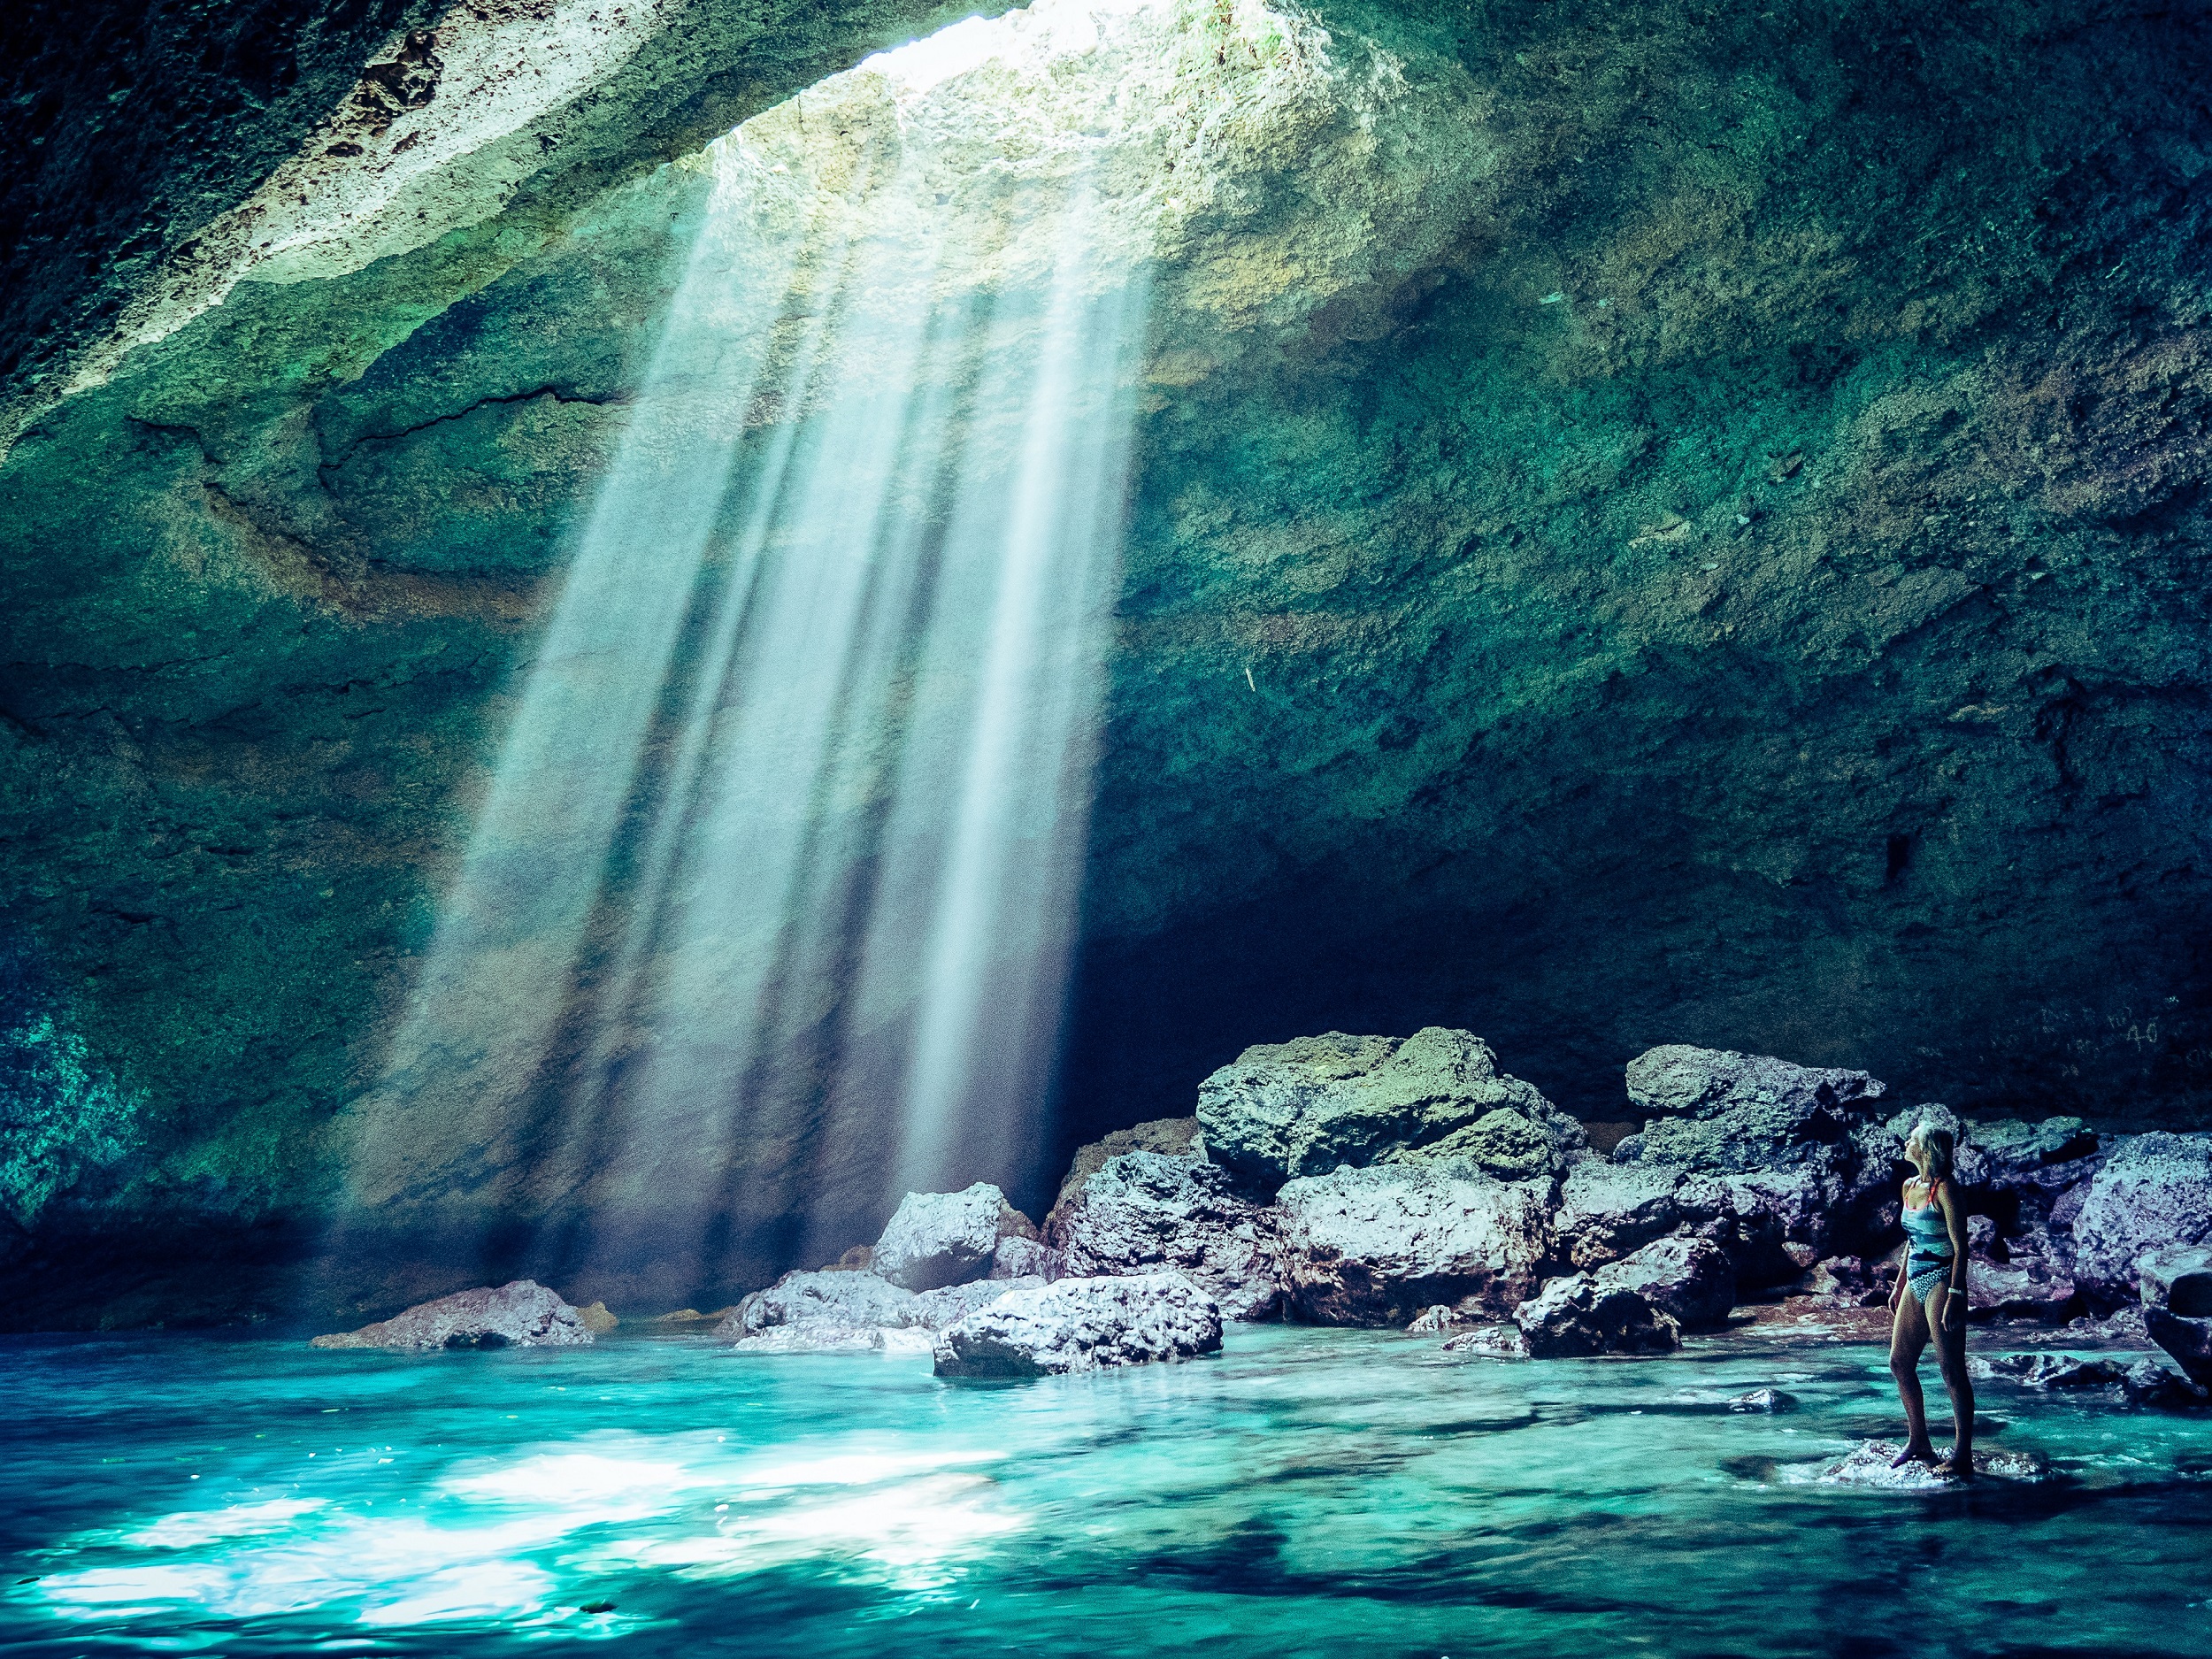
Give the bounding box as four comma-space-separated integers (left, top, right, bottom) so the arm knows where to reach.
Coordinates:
1914, 1123, 1955, 1184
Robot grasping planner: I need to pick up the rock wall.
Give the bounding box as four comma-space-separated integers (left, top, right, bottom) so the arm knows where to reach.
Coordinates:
0, 0, 2207, 1325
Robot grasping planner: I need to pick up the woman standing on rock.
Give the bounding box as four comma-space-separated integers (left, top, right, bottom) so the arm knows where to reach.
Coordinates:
1888, 1124, 1975, 1478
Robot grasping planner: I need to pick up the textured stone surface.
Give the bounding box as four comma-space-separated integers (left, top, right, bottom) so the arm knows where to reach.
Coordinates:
1514, 1273, 1680, 1358
931, 1272, 1223, 1378
2123, 1357, 2209, 1409
870, 1183, 1035, 1293
718, 1265, 1041, 1350
2145, 1309, 2212, 1389
2071, 1134, 2212, 1294
1591, 1235, 1734, 1331
1806, 1443, 2050, 1488
1273, 1162, 1553, 1326
1196, 1028, 1583, 1185
1047, 1150, 1284, 1320
2139, 1247, 2212, 1318
310, 1279, 590, 1350
1047, 1117, 1201, 1227
1440, 1325, 1529, 1358
1625, 1047, 1885, 1121
4, 0, 2212, 1327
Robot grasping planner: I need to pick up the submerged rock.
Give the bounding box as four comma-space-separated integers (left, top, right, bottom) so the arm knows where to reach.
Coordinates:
310, 1280, 594, 1351
1273, 1161, 1553, 1325
1048, 1149, 1285, 1319
1727, 1388, 1798, 1413
1514, 1272, 1680, 1357
931, 1273, 1222, 1378
870, 1183, 1040, 1292
2071, 1133, 2212, 1294
1592, 1234, 1736, 1331
2122, 1358, 2209, 1409
1195, 1028, 1584, 1185
1970, 1352, 2129, 1390
1805, 1441, 2050, 1488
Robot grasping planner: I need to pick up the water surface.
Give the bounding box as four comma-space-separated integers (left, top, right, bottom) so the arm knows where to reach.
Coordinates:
4, 1324, 2208, 1656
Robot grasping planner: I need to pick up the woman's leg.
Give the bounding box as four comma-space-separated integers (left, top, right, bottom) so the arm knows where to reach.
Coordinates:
1888, 1287, 1935, 1463
1933, 1303, 1976, 1477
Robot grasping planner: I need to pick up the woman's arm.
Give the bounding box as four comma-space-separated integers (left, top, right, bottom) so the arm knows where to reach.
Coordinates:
1936, 1179, 1970, 1329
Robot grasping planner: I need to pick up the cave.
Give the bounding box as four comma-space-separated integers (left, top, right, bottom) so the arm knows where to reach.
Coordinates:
4, 0, 2211, 1646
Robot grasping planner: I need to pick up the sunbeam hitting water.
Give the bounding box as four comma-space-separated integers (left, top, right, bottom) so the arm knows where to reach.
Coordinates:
328, 0, 1308, 1305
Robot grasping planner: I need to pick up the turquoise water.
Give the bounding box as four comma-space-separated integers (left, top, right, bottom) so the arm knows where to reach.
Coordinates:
4, 1325, 2210, 1657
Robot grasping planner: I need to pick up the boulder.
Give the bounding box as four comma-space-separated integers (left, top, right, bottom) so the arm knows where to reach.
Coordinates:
1047, 1116, 1201, 1228
1965, 1256, 2077, 1322
578, 1300, 619, 1335
718, 1269, 920, 1340
1728, 1388, 1798, 1413
1801, 1255, 1890, 1308
1273, 1162, 1554, 1326
870, 1182, 1040, 1292
932, 1273, 1223, 1379
1407, 1303, 1479, 1334
1514, 1272, 1680, 1357
1970, 1353, 2128, 1389
1593, 1235, 1735, 1330
2139, 1245, 2212, 1317
2123, 1358, 2209, 1409
1440, 1325, 1530, 1358
1554, 1162, 1691, 1268
1048, 1149, 1285, 1320
1626, 1046, 1885, 1120
310, 1280, 593, 1351
2146, 1308, 2212, 1388
988, 1235, 1058, 1280
2071, 1133, 2212, 1294
1195, 1028, 1585, 1186
1954, 1116, 2100, 1189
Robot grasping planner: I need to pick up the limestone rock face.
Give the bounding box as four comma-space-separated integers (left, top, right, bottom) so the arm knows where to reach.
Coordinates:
1591, 1235, 1735, 1331
310, 1280, 591, 1351
2139, 1246, 2212, 1317
931, 1273, 1223, 1378
1196, 1028, 1584, 1186
871, 1184, 1038, 1293
1048, 1150, 1285, 1320
1554, 1163, 1692, 1269
1514, 1274, 1680, 1358
1273, 1161, 1554, 1326
1955, 1117, 2101, 1190
2071, 1134, 2212, 1294
1048, 1117, 1201, 1228
718, 1269, 919, 1341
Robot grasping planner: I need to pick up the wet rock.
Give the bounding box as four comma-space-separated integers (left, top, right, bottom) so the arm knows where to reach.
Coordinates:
1047, 1116, 1201, 1228
1515, 1272, 1680, 1357
1274, 1162, 1554, 1325
2065, 1305, 2150, 1345
1593, 1234, 1736, 1331
1441, 1325, 1530, 1358
732, 1322, 900, 1355
1728, 1387, 1798, 1413
2122, 1358, 2209, 1409
2145, 1308, 2212, 1388
911, 1277, 1039, 1329
310, 1280, 593, 1351
1195, 1028, 1584, 1185
931, 1273, 1222, 1379
2072, 1133, 2212, 1294
1807, 1441, 2050, 1487
2139, 1245, 2212, 1317
1626, 1046, 1886, 1120
1048, 1149, 1284, 1319
578, 1301, 618, 1335
718, 1269, 918, 1340
871, 1182, 1040, 1292
1970, 1353, 2128, 1389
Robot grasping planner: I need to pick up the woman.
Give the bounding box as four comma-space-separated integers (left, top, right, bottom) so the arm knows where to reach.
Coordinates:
1887, 1122, 1975, 1476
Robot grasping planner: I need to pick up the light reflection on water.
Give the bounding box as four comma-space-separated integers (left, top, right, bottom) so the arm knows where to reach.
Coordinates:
4, 1325, 2211, 1656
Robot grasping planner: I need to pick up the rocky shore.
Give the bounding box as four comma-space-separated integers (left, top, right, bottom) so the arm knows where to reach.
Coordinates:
313, 1030, 2212, 1397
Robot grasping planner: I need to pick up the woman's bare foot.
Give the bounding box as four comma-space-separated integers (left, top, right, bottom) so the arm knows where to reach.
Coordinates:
1933, 1451, 1976, 1481
1891, 1442, 1939, 1469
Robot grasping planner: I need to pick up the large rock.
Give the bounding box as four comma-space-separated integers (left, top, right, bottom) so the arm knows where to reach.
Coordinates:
1048, 1149, 1285, 1320
1554, 1162, 1693, 1268
1626, 1046, 1886, 1120
870, 1183, 1039, 1293
1554, 1158, 1816, 1287
2139, 1246, 2212, 1317
2146, 1309, 2212, 1389
718, 1269, 919, 1341
1593, 1235, 1735, 1330
931, 1273, 1223, 1379
1514, 1273, 1680, 1357
2072, 1133, 2212, 1295
1194, 1028, 1585, 1186
1955, 1116, 2101, 1190
311, 1280, 593, 1351
1047, 1117, 1202, 1228
1274, 1162, 1554, 1326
